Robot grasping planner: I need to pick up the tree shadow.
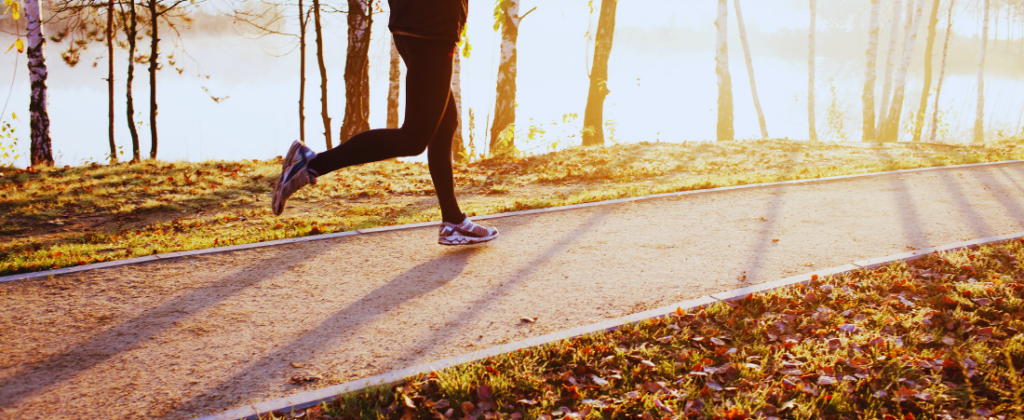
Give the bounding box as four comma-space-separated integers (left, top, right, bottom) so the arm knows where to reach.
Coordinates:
399, 207, 613, 366
0, 244, 334, 409
171, 246, 479, 415
736, 183, 787, 287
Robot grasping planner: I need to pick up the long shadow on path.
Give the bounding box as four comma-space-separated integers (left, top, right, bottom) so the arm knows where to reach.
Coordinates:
172, 246, 480, 416
0, 244, 334, 410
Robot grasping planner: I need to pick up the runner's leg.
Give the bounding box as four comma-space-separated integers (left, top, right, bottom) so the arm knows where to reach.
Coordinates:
427, 90, 463, 224
308, 35, 452, 174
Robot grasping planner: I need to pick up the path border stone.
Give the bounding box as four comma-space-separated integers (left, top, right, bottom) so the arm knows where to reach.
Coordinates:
3, 159, 1022, 285
195, 231, 1024, 420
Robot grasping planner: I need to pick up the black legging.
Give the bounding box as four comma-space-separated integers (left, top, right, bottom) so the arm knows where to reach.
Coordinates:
309, 34, 464, 224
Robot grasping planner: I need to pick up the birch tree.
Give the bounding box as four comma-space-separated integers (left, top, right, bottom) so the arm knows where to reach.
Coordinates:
808, 0, 817, 142
452, 27, 470, 159
312, 0, 330, 149
975, 0, 991, 144
862, 0, 882, 142
488, 0, 534, 155
143, 0, 191, 160
928, 0, 955, 142
338, 0, 372, 144
124, 0, 141, 161
387, 36, 399, 129
879, 0, 924, 143
582, 0, 619, 147
733, 0, 766, 139
715, 0, 734, 142
25, 0, 54, 166
912, 0, 941, 142
298, 0, 308, 143
877, 0, 905, 135
106, 0, 116, 162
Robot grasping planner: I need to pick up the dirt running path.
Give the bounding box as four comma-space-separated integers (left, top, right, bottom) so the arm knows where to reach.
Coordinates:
4, 163, 1024, 419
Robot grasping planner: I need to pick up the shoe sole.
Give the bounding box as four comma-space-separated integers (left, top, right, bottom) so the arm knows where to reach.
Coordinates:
272, 141, 305, 216
438, 233, 499, 246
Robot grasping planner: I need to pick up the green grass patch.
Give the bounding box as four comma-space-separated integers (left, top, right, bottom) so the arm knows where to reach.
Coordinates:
1, 138, 1023, 276
263, 239, 1024, 420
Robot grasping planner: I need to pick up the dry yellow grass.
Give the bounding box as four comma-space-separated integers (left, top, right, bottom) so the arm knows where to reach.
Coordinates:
1, 139, 1021, 276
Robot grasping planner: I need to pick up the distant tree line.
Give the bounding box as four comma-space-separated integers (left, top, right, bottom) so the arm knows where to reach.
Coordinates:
2, 0, 1022, 168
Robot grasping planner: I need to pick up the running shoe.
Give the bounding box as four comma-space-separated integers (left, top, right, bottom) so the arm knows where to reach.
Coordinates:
271, 140, 318, 216
438, 214, 499, 245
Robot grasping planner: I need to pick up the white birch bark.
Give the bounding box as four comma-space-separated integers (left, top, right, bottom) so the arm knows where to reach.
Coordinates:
25, 0, 53, 166
808, 0, 817, 142
928, 0, 955, 143
975, 0, 990, 144
734, 0, 767, 139
877, 0, 906, 134
488, 0, 520, 154
880, 0, 925, 142
862, 0, 882, 142
452, 51, 465, 159
715, 0, 734, 141
387, 36, 400, 129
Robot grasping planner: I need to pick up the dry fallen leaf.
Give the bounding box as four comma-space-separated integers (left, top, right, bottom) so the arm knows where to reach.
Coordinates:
520, 317, 538, 323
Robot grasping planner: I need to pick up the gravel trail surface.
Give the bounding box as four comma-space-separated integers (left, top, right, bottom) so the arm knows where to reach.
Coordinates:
3, 163, 1024, 419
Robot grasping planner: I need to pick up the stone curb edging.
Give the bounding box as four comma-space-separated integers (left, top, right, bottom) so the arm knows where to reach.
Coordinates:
3, 159, 1022, 285
194, 231, 1024, 420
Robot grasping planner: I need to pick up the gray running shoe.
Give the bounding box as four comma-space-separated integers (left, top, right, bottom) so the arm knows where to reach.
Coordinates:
439, 214, 499, 245
271, 140, 318, 216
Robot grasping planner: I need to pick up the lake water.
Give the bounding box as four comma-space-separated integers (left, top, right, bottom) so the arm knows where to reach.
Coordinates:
1, 0, 1021, 167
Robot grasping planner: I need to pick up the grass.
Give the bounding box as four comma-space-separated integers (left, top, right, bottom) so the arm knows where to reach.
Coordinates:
262, 238, 1024, 420
1, 138, 1023, 276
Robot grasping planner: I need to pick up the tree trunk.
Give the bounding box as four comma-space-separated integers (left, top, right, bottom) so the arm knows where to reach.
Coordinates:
107, 0, 117, 163
488, 0, 521, 155
877, 0, 905, 135
928, 0, 955, 142
808, 0, 817, 142
452, 51, 466, 159
913, 0, 941, 142
975, 0, 990, 144
715, 0, 734, 141
862, 0, 881, 142
313, 0, 331, 149
338, 0, 372, 144
126, 0, 140, 162
148, 0, 159, 159
25, 0, 53, 166
879, 0, 924, 143
299, 0, 307, 143
582, 0, 618, 146
733, 0, 766, 139
387, 36, 400, 129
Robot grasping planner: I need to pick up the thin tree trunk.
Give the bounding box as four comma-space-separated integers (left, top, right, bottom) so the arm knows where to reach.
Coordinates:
913, 0, 941, 142
808, 0, 817, 142
733, 0, 766, 139
975, 0, 990, 144
148, 0, 159, 159
715, 0, 734, 141
488, 0, 522, 154
107, 0, 117, 163
928, 0, 955, 143
582, 0, 619, 146
312, 0, 331, 149
387, 36, 400, 129
25, 0, 53, 166
862, 0, 881, 142
338, 0, 372, 144
299, 0, 307, 143
452, 51, 465, 159
126, 0, 140, 162
880, 0, 924, 143
878, 0, 905, 134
